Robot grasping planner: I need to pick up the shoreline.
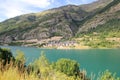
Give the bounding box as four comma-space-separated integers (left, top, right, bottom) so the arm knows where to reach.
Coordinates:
0, 45, 119, 50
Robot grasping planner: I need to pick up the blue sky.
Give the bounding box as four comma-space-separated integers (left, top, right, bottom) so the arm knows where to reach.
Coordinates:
0, 0, 97, 22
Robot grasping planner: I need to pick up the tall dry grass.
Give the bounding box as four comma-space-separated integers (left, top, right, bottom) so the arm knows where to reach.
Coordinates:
0, 60, 40, 80
0, 60, 79, 80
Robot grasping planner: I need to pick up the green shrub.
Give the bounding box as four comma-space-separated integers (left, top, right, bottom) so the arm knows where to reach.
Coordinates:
52, 58, 80, 77
97, 70, 120, 80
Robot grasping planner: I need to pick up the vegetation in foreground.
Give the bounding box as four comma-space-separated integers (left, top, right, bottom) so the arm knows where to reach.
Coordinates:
0, 48, 120, 80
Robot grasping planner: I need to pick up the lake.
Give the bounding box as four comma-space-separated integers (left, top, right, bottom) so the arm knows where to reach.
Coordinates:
1, 46, 120, 77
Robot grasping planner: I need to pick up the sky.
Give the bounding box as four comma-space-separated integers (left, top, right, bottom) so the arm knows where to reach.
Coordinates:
0, 0, 97, 22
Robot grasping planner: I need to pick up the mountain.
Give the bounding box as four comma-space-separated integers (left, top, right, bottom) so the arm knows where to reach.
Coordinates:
80, 0, 113, 12
76, 0, 120, 48
77, 0, 120, 33
0, 0, 116, 44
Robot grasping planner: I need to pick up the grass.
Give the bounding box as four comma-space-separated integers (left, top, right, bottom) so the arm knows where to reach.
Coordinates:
0, 61, 80, 80
0, 64, 39, 80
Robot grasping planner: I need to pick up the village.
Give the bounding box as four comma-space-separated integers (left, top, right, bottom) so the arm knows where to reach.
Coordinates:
43, 40, 78, 49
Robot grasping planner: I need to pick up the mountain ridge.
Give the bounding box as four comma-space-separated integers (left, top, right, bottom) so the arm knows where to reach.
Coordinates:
0, 0, 118, 47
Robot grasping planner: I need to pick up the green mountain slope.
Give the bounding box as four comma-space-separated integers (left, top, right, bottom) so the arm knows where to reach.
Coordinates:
0, 0, 116, 45
75, 0, 120, 48
77, 0, 120, 33
0, 5, 89, 42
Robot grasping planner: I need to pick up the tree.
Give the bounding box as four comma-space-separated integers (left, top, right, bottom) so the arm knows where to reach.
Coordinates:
15, 50, 25, 64
15, 50, 26, 70
0, 48, 14, 65
31, 52, 50, 78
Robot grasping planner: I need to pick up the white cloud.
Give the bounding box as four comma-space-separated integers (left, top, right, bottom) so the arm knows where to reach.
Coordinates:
0, 0, 54, 21
0, 18, 4, 22
66, 0, 81, 5
20, 0, 54, 8
0, 0, 97, 22
66, 0, 97, 5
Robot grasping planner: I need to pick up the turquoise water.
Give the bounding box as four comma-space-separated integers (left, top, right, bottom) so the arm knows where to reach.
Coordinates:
1, 46, 120, 77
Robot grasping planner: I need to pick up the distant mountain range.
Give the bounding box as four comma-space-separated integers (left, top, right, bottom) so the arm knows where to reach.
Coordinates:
0, 0, 119, 44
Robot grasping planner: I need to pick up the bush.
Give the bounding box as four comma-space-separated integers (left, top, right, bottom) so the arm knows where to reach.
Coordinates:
97, 70, 120, 80
52, 58, 80, 77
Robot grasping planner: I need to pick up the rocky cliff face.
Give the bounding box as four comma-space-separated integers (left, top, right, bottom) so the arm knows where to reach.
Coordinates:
0, 5, 89, 42
0, 0, 115, 43
77, 0, 120, 33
